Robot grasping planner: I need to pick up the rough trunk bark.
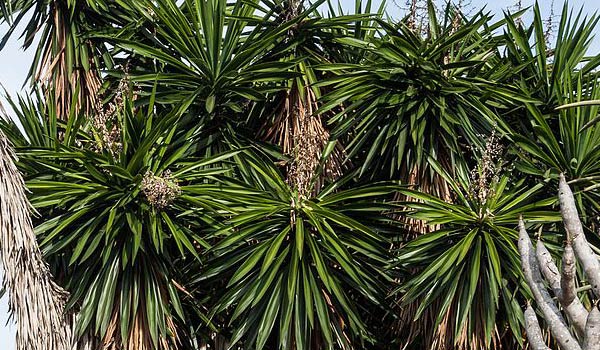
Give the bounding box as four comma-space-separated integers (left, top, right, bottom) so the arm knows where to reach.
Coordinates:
519, 175, 600, 350
518, 217, 581, 350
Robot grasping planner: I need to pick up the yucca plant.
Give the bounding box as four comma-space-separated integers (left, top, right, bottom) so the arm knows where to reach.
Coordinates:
0, 88, 240, 349
103, 0, 300, 115
511, 74, 600, 221
499, 3, 600, 226
314, 4, 535, 347
189, 150, 398, 350
3, 1, 600, 349
498, 3, 600, 113
393, 137, 560, 349
317, 2, 513, 188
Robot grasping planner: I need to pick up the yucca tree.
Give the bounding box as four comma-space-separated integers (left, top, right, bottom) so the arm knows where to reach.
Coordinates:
188, 151, 398, 349
0, 88, 244, 349
315, 3, 528, 348
3, 1, 600, 350
318, 2, 512, 188
385, 3, 600, 349
394, 149, 560, 349
498, 3, 600, 224
102, 0, 298, 120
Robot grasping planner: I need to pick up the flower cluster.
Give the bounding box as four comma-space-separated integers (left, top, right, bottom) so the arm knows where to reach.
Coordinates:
141, 170, 181, 209
92, 101, 122, 156
91, 76, 130, 156
470, 131, 503, 204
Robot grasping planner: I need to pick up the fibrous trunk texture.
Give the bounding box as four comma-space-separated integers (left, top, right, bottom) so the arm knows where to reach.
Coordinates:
263, 85, 344, 198
0, 130, 73, 349
37, 1, 101, 119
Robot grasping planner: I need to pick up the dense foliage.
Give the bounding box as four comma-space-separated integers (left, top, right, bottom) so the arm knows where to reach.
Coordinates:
1, 0, 600, 349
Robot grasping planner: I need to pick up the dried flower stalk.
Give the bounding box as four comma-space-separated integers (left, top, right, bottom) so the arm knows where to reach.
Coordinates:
92, 76, 130, 156
469, 132, 503, 205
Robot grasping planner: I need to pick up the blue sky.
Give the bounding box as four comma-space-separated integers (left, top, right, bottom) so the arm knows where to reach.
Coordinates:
0, 1, 599, 349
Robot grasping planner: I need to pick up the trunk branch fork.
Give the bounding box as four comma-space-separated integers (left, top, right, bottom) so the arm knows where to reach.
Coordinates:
520, 174, 600, 350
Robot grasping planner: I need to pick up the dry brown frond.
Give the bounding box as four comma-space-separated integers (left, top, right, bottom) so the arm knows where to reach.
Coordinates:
262, 85, 345, 198
73, 285, 180, 350
394, 298, 508, 350
71, 325, 101, 350
37, 3, 102, 119
394, 154, 454, 238
0, 130, 73, 349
